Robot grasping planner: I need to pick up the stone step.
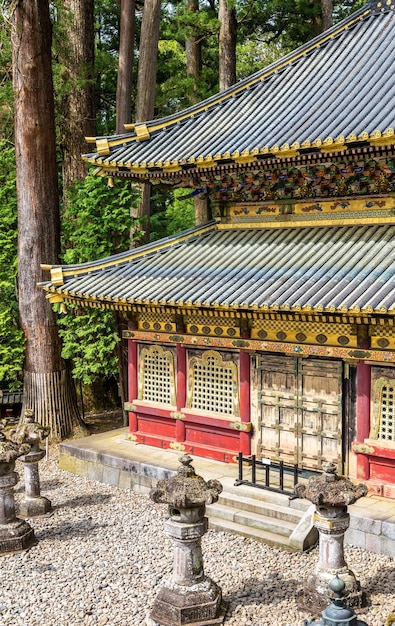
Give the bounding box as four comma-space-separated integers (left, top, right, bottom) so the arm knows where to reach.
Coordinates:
206, 481, 318, 551
207, 502, 296, 537
216, 492, 304, 525
207, 516, 296, 551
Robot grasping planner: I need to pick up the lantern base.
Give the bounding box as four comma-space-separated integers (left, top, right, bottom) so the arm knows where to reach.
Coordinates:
300, 568, 365, 611
17, 495, 52, 518
0, 518, 36, 554
148, 576, 227, 626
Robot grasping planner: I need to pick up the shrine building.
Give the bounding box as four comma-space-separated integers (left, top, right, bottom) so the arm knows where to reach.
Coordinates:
41, 0, 395, 498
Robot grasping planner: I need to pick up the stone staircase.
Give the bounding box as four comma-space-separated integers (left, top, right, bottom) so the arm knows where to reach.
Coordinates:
206, 478, 318, 552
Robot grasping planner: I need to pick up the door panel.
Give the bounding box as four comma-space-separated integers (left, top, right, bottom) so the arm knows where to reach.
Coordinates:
258, 354, 298, 466
257, 354, 343, 471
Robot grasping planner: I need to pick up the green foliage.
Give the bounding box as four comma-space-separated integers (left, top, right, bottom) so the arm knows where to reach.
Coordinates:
0, 5, 13, 140
236, 38, 286, 80
156, 0, 220, 113
58, 173, 139, 384
0, 140, 24, 389
57, 306, 120, 384
150, 188, 195, 241
236, 0, 363, 49
62, 173, 138, 261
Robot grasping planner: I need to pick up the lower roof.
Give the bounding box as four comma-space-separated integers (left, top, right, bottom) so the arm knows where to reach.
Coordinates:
40, 222, 395, 315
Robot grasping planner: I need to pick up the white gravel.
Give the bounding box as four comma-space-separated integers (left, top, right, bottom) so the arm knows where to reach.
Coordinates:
1, 447, 394, 626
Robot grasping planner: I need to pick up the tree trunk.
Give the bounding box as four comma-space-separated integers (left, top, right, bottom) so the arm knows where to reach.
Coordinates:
133, 0, 161, 246
218, 0, 237, 91
311, 0, 333, 36
135, 0, 161, 123
59, 0, 96, 196
185, 0, 202, 105
12, 0, 85, 440
321, 0, 333, 32
116, 0, 136, 134
116, 0, 137, 425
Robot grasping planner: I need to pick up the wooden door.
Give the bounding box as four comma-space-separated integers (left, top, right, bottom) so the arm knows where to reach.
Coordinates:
257, 354, 343, 472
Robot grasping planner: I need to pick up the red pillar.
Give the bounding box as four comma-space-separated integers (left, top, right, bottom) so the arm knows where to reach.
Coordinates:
176, 344, 186, 442
239, 350, 251, 455
356, 361, 371, 480
128, 339, 138, 432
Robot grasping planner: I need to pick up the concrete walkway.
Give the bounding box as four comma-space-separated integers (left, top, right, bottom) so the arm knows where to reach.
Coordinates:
59, 428, 395, 557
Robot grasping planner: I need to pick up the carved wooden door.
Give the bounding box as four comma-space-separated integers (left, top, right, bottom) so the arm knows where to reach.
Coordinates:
257, 354, 343, 472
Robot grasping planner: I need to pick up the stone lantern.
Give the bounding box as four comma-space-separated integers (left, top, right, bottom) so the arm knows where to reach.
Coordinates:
9, 409, 52, 518
295, 462, 367, 608
147, 454, 226, 626
0, 429, 36, 553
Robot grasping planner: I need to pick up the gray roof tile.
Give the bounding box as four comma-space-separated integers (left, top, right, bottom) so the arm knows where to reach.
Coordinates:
40, 223, 395, 314
84, 3, 395, 176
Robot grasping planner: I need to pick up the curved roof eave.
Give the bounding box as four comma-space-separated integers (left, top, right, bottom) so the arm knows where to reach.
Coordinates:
83, 2, 395, 176
40, 224, 395, 317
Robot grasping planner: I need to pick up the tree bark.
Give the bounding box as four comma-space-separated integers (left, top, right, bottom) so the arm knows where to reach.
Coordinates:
59, 0, 96, 196
12, 0, 85, 439
185, 0, 202, 105
321, 0, 333, 32
116, 0, 136, 134
133, 0, 161, 246
311, 0, 333, 36
116, 0, 136, 425
135, 0, 161, 123
218, 0, 237, 91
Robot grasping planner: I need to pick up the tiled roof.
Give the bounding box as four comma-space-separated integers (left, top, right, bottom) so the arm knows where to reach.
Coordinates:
40, 223, 395, 314
84, 2, 395, 177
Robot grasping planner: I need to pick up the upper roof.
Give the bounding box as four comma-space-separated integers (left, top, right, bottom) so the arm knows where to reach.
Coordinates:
84, 1, 395, 178
40, 222, 395, 315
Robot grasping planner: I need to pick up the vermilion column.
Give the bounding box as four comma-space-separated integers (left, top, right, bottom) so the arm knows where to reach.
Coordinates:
356, 361, 371, 480
176, 344, 187, 442
128, 339, 138, 432
239, 351, 251, 455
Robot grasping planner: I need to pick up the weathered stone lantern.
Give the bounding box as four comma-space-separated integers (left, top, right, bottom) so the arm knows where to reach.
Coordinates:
9, 409, 51, 518
0, 429, 36, 553
304, 575, 368, 626
295, 462, 367, 608
147, 454, 226, 626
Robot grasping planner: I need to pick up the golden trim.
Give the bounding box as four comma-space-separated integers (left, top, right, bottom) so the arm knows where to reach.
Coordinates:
169, 442, 186, 451
50, 267, 64, 286
41, 222, 218, 279
230, 421, 252, 432
96, 138, 110, 156
46, 293, 64, 304
170, 412, 186, 420
125, 433, 137, 441
126, 330, 395, 363
135, 124, 150, 141
218, 215, 395, 230
124, 402, 137, 411
44, 286, 395, 317
82, 10, 374, 171
351, 442, 375, 454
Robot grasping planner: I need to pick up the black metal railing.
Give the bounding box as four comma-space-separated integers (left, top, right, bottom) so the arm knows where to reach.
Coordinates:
234, 453, 302, 496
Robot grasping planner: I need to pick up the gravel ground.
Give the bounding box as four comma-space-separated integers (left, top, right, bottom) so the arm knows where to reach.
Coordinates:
1, 447, 394, 626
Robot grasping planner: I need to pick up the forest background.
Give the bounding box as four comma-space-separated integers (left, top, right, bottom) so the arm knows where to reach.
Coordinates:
0, 0, 362, 435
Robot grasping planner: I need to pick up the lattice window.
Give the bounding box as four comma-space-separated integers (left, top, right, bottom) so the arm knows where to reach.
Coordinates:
371, 377, 395, 442
186, 350, 239, 417
378, 384, 394, 442
138, 345, 176, 405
